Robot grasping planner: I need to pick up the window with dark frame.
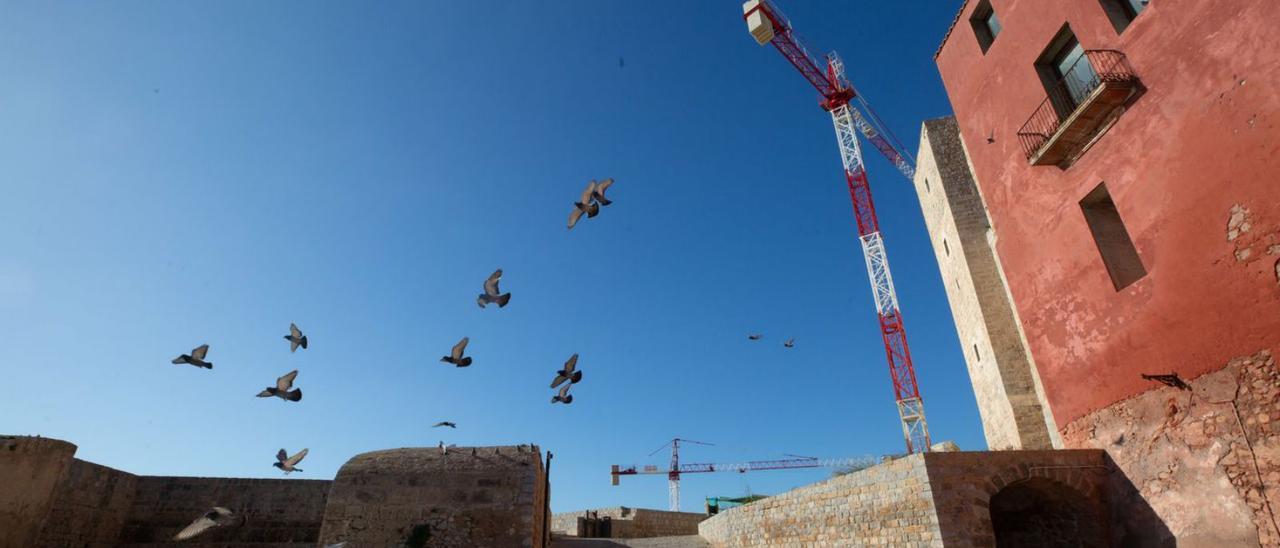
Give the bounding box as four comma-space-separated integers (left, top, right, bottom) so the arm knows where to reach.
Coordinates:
1034, 25, 1099, 119
1100, 0, 1149, 34
969, 0, 1002, 54
1080, 182, 1146, 290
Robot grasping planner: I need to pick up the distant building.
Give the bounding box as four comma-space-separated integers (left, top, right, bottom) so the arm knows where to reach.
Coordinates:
924, 0, 1280, 545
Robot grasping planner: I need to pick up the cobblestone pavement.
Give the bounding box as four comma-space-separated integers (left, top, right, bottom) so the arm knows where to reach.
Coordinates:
550, 535, 710, 548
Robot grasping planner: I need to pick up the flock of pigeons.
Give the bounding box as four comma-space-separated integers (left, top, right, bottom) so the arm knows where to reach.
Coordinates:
163, 178, 794, 543
748, 333, 796, 348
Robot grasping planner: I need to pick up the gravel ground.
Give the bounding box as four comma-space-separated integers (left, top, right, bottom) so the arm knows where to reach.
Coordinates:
550, 535, 711, 548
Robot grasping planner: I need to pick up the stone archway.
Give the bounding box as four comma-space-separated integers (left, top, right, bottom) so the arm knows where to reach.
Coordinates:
989, 477, 1107, 547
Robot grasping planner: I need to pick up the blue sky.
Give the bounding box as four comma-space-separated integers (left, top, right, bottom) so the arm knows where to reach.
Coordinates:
0, 1, 974, 512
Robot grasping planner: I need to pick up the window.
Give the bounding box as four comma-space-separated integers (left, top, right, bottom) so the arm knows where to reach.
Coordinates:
943, 238, 951, 256
970, 0, 1002, 54
1080, 183, 1146, 290
1035, 26, 1099, 118
1100, 0, 1149, 34
924, 178, 931, 193
974, 344, 982, 362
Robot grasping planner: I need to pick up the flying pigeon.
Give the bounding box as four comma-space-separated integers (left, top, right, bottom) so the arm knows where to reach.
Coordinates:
173, 507, 242, 540
440, 337, 472, 367
567, 181, 600, 229
551, 383, 573, 404
433, 421, 457, 429
783, 338, 795, 348
476, 269, 511, 308
284, 323, 308, 352
257, 370, 302, 401
747, 334, 762, 341
591, 178, 614, 206
550, 353, 583, 388
273, 448, 308, 474
172, 344, 213, 369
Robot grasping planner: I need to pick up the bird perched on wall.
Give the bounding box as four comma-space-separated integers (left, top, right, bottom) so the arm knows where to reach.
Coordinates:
324, 543, 347, 548
274, 448, 308, 474
172, 344, 213, 369
432, 421, 457, 429
283, 323, 308, 352
783, 338, 795, 348
591, 178, 614, 206
173, 507, 243, 540
440, 337, 472, 367
476, 269, 511, 308
1141, 373, 1191, 391
257, 370, 302, 401
552, 383, 573, 404
550, 353, 583, 388
747, 333, 762, 341
567, 181, 600, 229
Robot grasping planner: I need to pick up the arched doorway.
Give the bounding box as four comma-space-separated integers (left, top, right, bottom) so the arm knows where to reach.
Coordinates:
989, 477, 1106, 547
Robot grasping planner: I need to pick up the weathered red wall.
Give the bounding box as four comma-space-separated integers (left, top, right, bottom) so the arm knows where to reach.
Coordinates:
935, 0, 1280, 427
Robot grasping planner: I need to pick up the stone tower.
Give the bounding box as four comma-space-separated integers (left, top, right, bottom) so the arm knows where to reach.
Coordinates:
911, 116, 1058, 450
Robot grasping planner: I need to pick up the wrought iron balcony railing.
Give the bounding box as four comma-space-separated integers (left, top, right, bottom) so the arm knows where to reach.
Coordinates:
1017, 50, 1139, 166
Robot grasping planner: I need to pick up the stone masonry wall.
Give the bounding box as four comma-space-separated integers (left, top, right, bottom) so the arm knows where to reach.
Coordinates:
912, 116, 1057, 451
0, 436, 77, 548
1063, 348, 1280, 547
551, 507, 706, 538
35, 459, 139, 548
698, 455, 941, 547
317, 445, 545, 548
923, 449, 1112, 547
116, 476, 331, 547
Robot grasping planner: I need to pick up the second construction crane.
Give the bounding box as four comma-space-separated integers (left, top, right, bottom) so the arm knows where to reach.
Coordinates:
611, 438, 876, 512
742, 0, 932, 454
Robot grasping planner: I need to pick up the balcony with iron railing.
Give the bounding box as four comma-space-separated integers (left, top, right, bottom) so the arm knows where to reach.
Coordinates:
1017, 50, 1140, 167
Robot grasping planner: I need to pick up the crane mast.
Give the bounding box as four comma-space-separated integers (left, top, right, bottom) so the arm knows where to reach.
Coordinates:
743, 0, 931, 454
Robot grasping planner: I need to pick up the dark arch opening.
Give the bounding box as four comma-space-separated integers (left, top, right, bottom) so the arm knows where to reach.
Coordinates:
990, 477, 1106, 547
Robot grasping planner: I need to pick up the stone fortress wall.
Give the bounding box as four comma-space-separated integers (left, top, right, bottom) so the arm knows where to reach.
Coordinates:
698, 450, 1136, 547
550, 507, 707, 539
0, 435, 548, 548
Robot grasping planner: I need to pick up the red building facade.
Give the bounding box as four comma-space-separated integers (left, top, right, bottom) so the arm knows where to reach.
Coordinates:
935, 0, 1280, 544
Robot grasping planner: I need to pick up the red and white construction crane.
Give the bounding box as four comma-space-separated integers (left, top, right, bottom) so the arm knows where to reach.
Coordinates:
742, 0, 932, 454
611, 438, 876, 512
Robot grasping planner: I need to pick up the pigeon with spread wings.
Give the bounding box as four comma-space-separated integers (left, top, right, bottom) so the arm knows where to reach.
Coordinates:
783, 338, 795, 348
550, 353, 583, 388
172, 344, 213, 369
433, 421, 457, 429
551, 383, 573, 404
284, 323, 308, 352
273, 448, 307, 474
441, 337, 472, 367
173, 507, 242, 540
567, 181, 600, 229
476, 269, 511, 308
257, 370, 302, 401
